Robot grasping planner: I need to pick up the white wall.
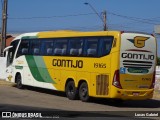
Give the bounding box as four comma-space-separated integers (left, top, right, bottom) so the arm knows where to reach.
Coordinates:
155, 66, 160, 90
156, 66, 160, 79
0, 57, 6, 79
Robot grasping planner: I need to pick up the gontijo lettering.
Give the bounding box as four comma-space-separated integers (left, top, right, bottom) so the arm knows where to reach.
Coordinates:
121, 53, 154, 60
52, 59, 83, 68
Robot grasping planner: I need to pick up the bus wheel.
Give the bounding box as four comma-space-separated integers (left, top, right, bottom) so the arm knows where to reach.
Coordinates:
16, 74, 23, 89
79, 82, 89, 102
65, 81, 78, 100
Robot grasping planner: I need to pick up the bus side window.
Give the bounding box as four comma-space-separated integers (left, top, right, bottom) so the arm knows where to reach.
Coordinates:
69, 38, 83, 56
21, 48, 28, 54
101, 36, 114, 56
85, 38, 98, 57
16, 40, 29, 57
54, 39, 68, 56
31, 40, 41, 55
41, 39, 54, 56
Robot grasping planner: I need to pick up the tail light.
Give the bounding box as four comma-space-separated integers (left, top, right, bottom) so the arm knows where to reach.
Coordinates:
112, 70, 122, 89
149, 71, 156, 89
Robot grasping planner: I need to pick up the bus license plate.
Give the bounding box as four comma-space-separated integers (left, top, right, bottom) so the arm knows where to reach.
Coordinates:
133, 92, 139, 96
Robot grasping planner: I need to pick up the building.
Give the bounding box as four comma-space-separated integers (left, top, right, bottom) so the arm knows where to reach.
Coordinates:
0, 34, 15, 48
5, 35, 15, 46
0, 33, 20, 49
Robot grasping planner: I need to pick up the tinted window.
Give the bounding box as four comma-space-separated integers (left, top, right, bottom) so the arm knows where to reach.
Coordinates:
31, 39, 41, 55
100, 36, 114, 56
41, 39, 54, 55
16, 36, 113, 57
85, 38, 99, 57
16, 40, 30, 57
69, 38, 83, 56
54, 39, 68, 55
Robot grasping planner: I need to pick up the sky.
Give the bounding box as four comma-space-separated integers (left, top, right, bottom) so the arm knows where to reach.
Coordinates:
1, 0, 160, 55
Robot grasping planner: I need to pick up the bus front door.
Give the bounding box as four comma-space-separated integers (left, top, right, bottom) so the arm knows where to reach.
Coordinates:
6, 46, 14, 82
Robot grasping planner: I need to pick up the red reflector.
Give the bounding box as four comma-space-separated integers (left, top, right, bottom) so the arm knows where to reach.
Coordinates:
112, 70, 122, 89
150, 71, 156, 89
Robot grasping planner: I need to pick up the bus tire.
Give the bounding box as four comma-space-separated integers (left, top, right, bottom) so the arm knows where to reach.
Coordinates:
15, 74, 23, 89
79, 82, 89, 102
65, 81, 78, 100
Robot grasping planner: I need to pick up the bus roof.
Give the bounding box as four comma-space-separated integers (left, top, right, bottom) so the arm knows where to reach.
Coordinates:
12, 30, 121, 41
38, 30, 122, 38
12, 30, 154, 42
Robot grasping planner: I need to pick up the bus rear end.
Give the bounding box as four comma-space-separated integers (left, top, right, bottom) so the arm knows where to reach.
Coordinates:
112, 32, 156, 100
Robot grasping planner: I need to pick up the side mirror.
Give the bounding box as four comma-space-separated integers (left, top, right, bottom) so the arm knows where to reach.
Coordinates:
3, 46, 13, 57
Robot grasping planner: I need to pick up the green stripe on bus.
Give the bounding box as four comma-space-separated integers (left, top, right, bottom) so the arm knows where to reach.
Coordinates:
34, 56, 56, 84
22, 36, 38, 39
25, 55, 45, 82
25, 55, 56, 84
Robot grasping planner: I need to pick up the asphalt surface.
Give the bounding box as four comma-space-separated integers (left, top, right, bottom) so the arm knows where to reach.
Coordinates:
0, 80, 159, 120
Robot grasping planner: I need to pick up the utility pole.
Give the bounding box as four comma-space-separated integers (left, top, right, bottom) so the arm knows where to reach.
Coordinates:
84, 2, 107, 31
103, 10, 107, 31
1, 0, 8, 56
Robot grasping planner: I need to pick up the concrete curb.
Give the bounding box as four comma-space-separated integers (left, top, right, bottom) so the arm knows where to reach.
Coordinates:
0, 79, 15, 86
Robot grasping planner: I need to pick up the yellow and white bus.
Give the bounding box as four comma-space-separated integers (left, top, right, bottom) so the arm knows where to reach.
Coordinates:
5, 30, 157, 101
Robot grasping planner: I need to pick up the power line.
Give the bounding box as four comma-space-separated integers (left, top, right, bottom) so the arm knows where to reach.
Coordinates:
4, 11, 158, 33
108, 11, 160, 25
6, 11, 160, 26
8, 13, 96, 20
7, 24, 103, 33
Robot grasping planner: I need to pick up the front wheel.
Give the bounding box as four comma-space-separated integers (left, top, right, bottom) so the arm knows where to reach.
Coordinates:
16, 74, 23, 89
79, 82, 89, 102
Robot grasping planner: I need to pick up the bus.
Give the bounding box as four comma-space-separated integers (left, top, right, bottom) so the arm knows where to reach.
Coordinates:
5, 30, 157, 101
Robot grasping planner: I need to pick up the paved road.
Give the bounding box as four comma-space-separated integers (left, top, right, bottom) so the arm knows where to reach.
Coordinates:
0, 84, 159, 119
